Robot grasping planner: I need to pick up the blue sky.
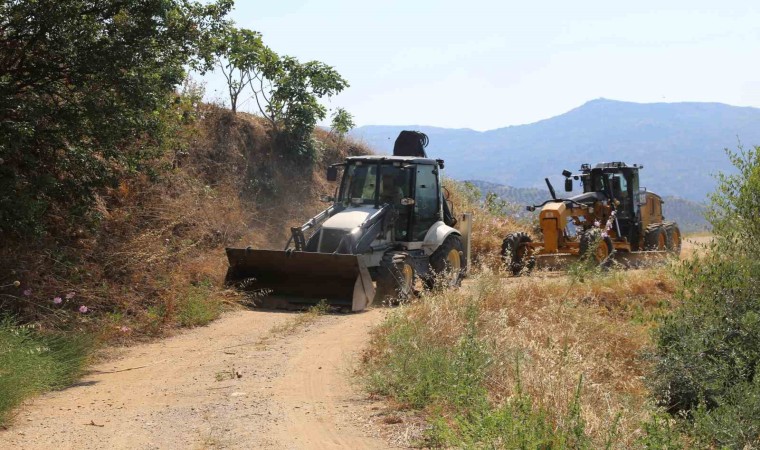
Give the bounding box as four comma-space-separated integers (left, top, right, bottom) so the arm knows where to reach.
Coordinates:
199, 1, 760, 131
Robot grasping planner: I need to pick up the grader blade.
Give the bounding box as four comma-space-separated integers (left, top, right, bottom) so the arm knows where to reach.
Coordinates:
533, 250, 671, 271
224, 249, 375, 312
613, 250, 671, 268
533, 253, 576, 271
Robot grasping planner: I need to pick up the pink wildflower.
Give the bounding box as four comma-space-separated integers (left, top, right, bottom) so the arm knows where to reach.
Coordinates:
53, 297, 63, 305
78, 305, 89, 313
593, 220, 601, 227
120, 326, 131, 333
66, 292, 75, 299
23, 289, 32, 296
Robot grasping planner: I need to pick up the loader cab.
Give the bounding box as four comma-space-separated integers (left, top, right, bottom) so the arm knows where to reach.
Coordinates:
337, 156, 442, 242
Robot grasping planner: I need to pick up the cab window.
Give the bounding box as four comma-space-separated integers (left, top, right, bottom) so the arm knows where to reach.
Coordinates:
413, 165, 439, 240
339, 163, 377, 205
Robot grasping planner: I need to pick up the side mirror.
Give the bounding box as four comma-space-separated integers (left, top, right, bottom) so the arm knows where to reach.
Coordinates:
564, 178, 573, 192
326, 166, 338, 182
562, 169, 572, 178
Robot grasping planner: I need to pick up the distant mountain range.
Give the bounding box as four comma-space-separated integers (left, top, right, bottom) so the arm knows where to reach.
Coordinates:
467, 180, 709, 234
350, 99, 760, 202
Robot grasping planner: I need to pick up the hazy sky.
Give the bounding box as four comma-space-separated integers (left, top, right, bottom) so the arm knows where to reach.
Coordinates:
199, 1, 760, 131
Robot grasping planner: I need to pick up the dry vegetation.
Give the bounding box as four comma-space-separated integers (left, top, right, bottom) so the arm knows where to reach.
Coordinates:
446, 179, 531, 269
362, 266, 678, 447
482, 269, 675, 443
357, 171, 690, 447
0, 104, 370, 340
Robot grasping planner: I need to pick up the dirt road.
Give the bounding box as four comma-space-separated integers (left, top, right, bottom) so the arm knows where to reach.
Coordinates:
1, 308, 391, 449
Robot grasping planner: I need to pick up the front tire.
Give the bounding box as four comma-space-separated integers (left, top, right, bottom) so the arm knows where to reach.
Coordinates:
425, 235, 466, 290
375, 251, 416, 305
501, 232, 532, 276
580, 228, 613, 267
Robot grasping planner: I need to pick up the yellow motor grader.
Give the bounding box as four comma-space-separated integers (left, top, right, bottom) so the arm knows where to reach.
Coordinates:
502, 162, 681, 274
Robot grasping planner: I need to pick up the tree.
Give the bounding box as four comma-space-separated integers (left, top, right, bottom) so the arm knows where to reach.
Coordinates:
211, 27, 266, 113
330, 107, 355, 137
248, 54, 349, 155
0, 0, 231, 236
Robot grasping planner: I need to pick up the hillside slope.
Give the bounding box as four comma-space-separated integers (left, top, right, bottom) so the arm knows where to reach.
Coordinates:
352, 99, 760, 201
0, 103, 373, 424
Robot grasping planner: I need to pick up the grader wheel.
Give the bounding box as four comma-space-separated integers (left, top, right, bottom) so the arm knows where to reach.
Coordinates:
644, 225, 667, 251
579, 229, 613, 267
664, 222, 682, 255
501, 232, 533, 276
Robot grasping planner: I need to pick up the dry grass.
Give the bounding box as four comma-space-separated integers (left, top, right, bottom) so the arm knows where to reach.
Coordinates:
363, 267, 677, 447
0, 106, 370, 341
446, 180, 531, 270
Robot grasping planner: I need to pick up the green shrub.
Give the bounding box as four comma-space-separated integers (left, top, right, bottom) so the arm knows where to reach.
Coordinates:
0, 317, 92, 426
431, 376, 593, 449
636, 413, 683, 449
176, 283, 222, 328
650, 145, 760, 447
690, 376, 760, 448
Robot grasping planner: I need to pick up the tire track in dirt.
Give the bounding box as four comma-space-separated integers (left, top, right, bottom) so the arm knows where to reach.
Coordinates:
0, 308, 390, 449
270, 309, 389, 449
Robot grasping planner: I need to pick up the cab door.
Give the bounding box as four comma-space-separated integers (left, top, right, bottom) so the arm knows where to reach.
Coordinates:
412, 164, 440, 241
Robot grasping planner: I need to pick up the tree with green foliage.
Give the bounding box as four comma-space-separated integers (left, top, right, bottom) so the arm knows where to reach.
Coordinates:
650, 145, 760, 448
211, 26, 268, 113
247, 53, 349, 156
330, 107, 355, 137
0, 0, 232, 236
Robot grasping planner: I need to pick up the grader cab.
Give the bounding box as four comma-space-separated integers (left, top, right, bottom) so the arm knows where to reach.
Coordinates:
502, 162, 681, 274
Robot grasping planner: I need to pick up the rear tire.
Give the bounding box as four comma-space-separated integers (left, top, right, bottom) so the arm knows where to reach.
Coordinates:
375, 251, 416, 305
501, 232, 533, 276
644, 224, 667, 251
425, 235, 466, 290
664, 222, 682, 255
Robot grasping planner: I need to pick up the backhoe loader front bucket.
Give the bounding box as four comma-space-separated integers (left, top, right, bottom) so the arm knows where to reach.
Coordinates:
224, 248, 375, 312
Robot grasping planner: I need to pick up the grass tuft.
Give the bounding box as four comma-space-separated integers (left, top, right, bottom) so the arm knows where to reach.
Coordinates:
176, 282, 222, 328
258, 300, 330, 345
0, 317, 92, 426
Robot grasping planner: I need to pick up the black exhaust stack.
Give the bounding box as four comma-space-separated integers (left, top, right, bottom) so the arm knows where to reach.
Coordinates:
393, 130, 429, 157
